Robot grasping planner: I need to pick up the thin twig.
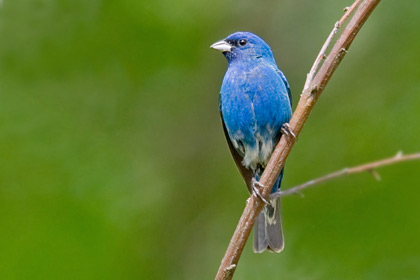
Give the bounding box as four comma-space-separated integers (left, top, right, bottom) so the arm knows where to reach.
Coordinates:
304, 0, 363, 90
271, 151, 420, 197
215, 1, 381, 279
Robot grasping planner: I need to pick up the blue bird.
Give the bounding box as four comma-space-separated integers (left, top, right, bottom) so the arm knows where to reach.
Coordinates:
211, 32, 292, 253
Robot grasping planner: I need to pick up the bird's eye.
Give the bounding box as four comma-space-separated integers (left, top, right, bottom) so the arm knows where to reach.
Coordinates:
238, 39, 247, 46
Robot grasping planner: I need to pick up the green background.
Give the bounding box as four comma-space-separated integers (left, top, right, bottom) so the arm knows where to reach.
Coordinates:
1, 0, 419, 279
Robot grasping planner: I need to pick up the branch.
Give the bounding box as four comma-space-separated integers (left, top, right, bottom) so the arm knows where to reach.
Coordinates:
215, 1, 381, 279
304, 0, 363, 90
274, 151, 420, 197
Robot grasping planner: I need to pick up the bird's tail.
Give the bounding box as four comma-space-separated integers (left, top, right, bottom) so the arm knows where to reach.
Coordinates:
253, 171, 284, 253
253, 197, 284, 253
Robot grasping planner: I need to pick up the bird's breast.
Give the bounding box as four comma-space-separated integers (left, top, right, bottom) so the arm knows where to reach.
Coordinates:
220, 63, 292, 170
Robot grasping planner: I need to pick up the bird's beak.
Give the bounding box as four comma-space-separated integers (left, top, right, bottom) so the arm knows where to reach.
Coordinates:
210, 40, 232, 52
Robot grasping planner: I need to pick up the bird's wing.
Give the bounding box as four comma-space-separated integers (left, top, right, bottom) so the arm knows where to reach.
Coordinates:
220, 110, 254, 193
277, 69, 292, 107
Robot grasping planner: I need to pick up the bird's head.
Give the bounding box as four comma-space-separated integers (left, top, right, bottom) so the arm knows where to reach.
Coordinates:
210, 32, 275, 64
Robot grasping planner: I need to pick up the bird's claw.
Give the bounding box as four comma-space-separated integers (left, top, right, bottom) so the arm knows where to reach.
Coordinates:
281, 123, 297, 141
251, 178, 269, 205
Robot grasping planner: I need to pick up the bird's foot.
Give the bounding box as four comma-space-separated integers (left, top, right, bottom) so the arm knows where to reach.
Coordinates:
281, 123, 297, 141
251, 178, 269, 205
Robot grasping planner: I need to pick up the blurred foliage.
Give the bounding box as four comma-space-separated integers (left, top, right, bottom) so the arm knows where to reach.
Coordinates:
0, 0, 420, 279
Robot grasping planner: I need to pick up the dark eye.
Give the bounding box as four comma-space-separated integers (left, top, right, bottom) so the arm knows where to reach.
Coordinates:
238, 39, 247, 46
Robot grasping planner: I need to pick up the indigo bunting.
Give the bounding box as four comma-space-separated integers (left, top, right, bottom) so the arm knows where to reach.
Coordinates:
211, 32, 292, 253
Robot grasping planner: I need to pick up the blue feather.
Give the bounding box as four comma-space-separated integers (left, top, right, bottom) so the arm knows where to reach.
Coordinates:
212, 32, 292, 253
219, 32, 292, 172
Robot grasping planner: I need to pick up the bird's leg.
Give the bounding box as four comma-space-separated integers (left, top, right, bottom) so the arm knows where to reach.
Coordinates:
281, 123, 297, 141
251, 178, 269, 205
